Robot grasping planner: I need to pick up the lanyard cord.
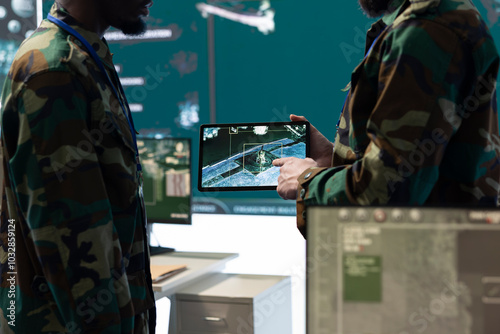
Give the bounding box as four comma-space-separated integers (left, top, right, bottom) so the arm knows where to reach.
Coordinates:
47, 14, 142, 172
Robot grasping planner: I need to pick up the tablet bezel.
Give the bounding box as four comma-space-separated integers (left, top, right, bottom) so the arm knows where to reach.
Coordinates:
198, 121, 310, 191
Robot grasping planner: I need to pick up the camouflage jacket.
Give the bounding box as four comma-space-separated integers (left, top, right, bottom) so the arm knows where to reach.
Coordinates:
296, 0, 500, 237
0, 3, 155, 333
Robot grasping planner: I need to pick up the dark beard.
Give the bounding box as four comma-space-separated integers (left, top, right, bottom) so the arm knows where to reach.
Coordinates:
120, 19, 147, 36
358, 0, 392, 17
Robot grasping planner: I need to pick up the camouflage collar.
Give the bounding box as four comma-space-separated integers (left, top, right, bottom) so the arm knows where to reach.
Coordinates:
49, 2, 113, 66
383, 0, 441, 26
407, 0, 441, 14
382, 0, 407, 26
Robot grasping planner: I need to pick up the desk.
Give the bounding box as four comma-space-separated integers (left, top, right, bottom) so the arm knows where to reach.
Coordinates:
175, 273, 292, 334
151, 252, 238, 333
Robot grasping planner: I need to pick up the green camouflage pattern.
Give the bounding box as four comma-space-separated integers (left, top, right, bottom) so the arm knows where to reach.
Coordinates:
0, 3, 155, 333
299, 0, 500, 213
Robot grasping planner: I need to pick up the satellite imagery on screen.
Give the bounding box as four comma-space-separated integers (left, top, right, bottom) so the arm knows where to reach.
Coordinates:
200, 123, 308, 190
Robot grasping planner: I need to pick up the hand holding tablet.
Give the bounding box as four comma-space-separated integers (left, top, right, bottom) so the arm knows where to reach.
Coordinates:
272, 156, 318, 200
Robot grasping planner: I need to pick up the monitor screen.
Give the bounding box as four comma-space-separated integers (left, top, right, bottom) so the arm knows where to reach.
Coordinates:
306, 206, 500, 334
138, 137, 191, 224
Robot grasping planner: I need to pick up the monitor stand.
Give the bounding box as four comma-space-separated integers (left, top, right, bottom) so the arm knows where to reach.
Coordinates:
149, 245, 175, 256
147, 223, 176, 256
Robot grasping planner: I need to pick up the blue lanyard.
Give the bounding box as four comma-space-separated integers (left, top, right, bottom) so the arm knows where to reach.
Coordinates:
337, 26, 387, 131
47, 14, 142, 172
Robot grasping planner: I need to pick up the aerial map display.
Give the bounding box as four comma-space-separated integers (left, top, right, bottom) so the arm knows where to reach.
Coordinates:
199, 122, 309, 190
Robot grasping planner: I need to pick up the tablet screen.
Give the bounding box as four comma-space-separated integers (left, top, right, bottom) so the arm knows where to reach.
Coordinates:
198, 122, 310, 191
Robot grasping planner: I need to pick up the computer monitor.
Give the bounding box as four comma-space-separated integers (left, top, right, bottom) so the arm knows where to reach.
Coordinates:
137, 137, 192, 225
306, 206, 500, 334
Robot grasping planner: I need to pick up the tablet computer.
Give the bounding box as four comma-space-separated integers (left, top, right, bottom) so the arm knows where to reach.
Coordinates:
198, 121, 310, 191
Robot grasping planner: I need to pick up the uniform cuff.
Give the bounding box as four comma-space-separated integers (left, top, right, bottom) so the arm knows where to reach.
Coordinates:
296, 167, 328, 239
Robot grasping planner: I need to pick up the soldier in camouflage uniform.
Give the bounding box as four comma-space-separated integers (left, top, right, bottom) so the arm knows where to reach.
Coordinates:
0, 0, 156, 333
274, 0, 500, 238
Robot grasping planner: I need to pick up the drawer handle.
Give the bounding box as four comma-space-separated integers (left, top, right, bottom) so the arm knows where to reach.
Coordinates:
204, 317, 223, 322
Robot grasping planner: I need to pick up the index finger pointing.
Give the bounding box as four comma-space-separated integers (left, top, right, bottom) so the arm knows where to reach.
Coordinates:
272, 158, 283, 167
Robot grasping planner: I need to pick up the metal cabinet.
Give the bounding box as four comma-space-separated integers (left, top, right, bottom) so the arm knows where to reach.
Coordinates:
175, 273, 292, 334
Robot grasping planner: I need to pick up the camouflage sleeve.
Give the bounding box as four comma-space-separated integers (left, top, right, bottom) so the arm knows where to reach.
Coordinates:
5, 69, 135, 331
300, 19, 498, 208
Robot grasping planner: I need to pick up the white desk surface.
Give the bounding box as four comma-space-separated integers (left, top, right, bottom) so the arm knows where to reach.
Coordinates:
151, 251, 238, 298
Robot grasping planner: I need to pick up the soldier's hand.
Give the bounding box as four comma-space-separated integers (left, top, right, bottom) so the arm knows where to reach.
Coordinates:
272, 157, 317, 200
290, 114, 333, 167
